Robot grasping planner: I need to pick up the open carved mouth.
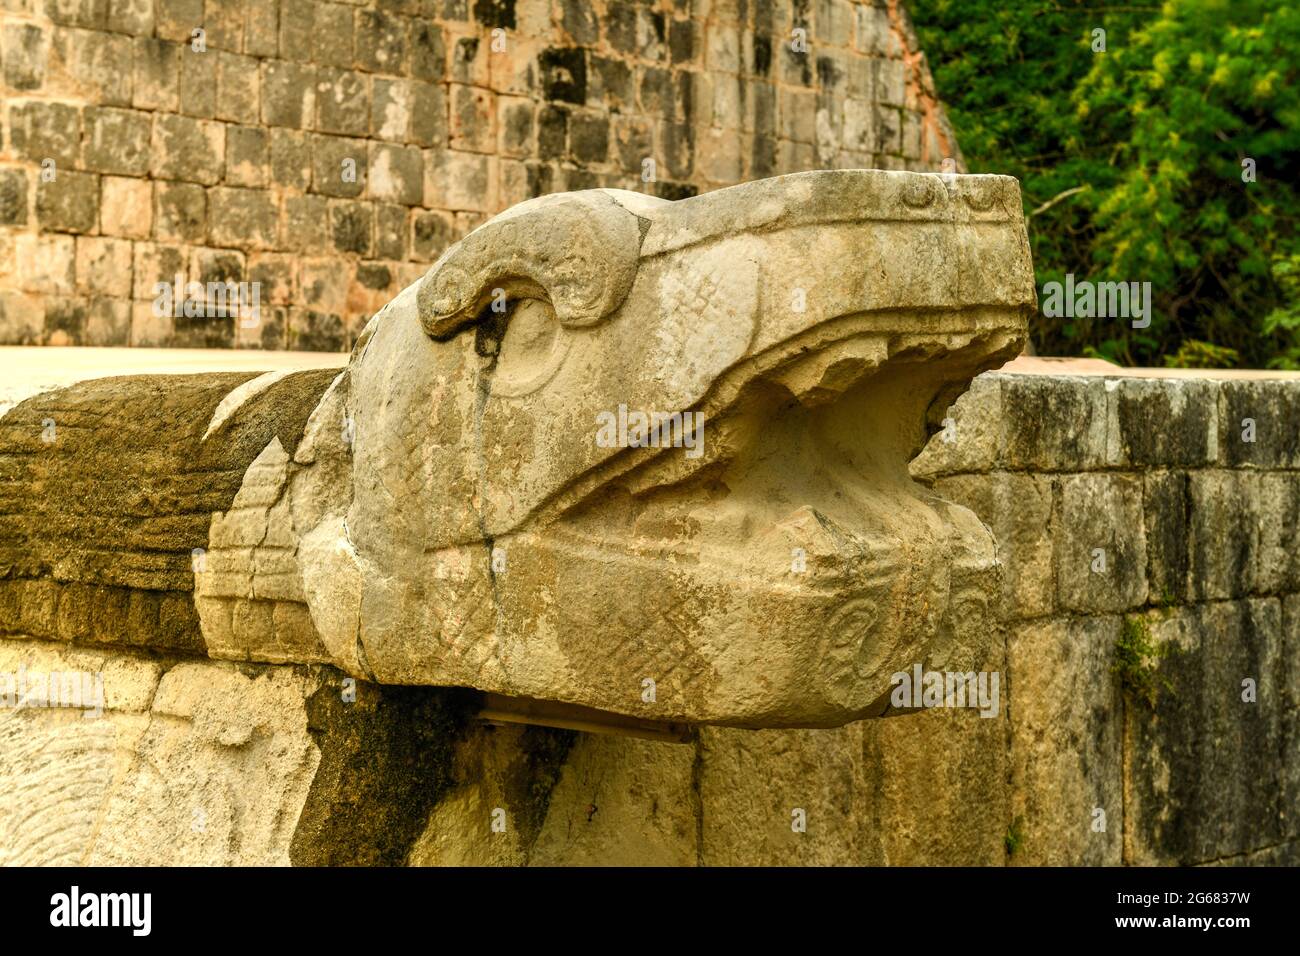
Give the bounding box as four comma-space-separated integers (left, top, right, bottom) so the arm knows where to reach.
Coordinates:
499, 319, 1014, 726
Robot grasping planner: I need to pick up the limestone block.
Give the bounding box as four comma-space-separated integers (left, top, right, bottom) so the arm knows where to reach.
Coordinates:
529, 733, 698, 866
270, 128, 312, 190
410, 20, 446, 82
698, 725, 872, 865
1055, 473, 1147, 613
216, 51, 260, 124
75, 237, 133, 298
0, 290, 44, 345
1125, 600, 1286, 864
313, 3, 354, 68
367, 142, 425, 205
1142, 470, 1189, 605
37, 170, 99, 233
1284, 595, 1300, 843
310, 134, 367, 198
933, 471, 1055, 619
410, 79, 448, 147
150, 113, 224, 184
178, 44, 218, 118
131, 37, 182, 112
328, 199, 373, 256
861, 696, 1010, 865
1008, 615, 1123, 865
261, 59, 316, 129
1188, 470, 1260, 601
84, 661, 322, 865
1258, 472, 1300, 594
82, 107, 151, 175
1219, 379, 1300, 469
243, 1, 278, 58
1112, 375, 1218, 468
9, 100, 82, 168
355, 9, 408, 75
423, 147, 496, 211
209, 186, 279, 249
1000, 374, 1109, 472
0, 170, 28, 227
225, 125, 269, 187
3, 22, 50, 91
316, 67, 370, 137
101, 175, 152, 238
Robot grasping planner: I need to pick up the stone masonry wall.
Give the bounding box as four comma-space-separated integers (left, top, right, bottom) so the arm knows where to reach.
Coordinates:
0, 0, 960, 350
4, 363, 1293, 866
912, 361, 1300, 866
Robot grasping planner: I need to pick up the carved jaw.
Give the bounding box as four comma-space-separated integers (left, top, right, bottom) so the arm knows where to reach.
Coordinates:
200, 170, 1035, 729
527, 329, 1012, 726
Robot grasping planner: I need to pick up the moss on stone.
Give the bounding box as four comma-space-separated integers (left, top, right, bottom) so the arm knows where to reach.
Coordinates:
1113, 615, 1175, 709
289, 670, 478, 866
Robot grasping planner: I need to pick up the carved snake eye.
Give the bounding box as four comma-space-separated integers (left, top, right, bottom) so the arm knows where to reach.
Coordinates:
491, 298, 570, 398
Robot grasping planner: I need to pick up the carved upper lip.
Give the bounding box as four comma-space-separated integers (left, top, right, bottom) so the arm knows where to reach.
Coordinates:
342, 168, 1034, 568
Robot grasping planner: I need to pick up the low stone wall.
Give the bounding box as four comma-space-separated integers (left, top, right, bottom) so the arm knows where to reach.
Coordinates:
913, 358, 1300, 865
1, 358, 1296, 865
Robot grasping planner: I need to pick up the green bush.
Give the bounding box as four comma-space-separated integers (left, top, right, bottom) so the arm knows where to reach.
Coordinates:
910, 0, 1300, 368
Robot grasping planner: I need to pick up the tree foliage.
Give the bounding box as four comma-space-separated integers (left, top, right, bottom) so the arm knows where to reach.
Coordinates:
910, 0, 1300, 367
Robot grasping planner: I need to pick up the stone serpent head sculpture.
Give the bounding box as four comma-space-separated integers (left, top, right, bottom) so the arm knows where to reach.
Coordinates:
188, 170, 1035, 728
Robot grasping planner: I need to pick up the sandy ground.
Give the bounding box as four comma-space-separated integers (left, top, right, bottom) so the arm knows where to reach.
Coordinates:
0, 346, 347, 416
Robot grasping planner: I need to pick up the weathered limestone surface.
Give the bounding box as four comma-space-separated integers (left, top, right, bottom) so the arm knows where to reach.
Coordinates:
1008, 615, 1123, 866
0, 637, 319, 866
917, 358, 1300, 867
0, 367, 337, 652
1124, 600, 1286, 866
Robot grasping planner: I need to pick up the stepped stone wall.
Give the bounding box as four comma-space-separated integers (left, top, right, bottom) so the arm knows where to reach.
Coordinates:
2, 359, 1295, 866
0, 0, 959, 350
